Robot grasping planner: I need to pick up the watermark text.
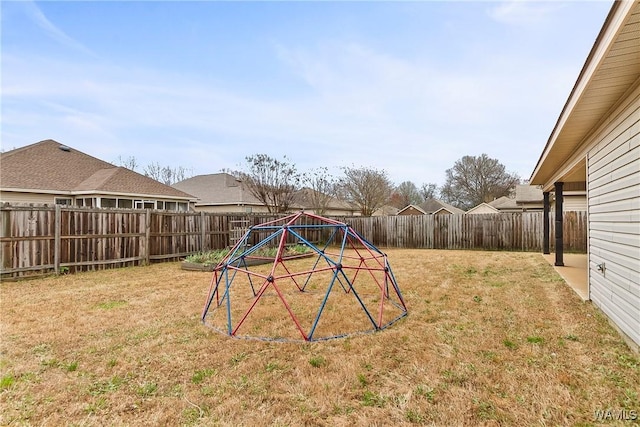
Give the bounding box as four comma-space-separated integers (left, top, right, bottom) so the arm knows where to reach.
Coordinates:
594, 408, 638, 422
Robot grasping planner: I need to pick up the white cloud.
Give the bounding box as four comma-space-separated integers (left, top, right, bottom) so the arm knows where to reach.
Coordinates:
487, 1, 566, 27
1, 23, 584, 185
22, 1, 98, 58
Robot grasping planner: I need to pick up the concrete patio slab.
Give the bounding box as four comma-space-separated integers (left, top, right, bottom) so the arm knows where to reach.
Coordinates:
542, 253, 589, 301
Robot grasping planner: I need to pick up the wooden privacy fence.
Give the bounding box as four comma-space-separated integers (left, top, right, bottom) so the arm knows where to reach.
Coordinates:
0, 205, 587, 279
340, 211, 587, 251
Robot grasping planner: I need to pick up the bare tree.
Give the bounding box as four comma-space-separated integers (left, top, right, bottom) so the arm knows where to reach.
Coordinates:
235, 154, 300, 213
440, 154, 520, 210
301, 167, 337, 215
390, 181, 423, 209
420, 183, 439, 200
143, 162, 191, 185
339, 166, 393, 216
114, 155, 139, 171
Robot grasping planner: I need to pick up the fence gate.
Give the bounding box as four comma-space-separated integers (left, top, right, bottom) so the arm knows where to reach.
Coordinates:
229, 218, 250, 247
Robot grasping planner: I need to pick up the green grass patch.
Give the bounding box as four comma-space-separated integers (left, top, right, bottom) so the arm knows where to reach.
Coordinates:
95, 300, 127, 310
503, 339, 517, 350
1, 374, 16, 390
527, 336, 544, 344
361, 390, 386, 407
192, 368, 215, 384
184, 244, 311, 266
309, 356, 326, 368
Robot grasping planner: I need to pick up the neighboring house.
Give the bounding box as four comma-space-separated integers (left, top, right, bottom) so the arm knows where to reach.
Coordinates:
465, 203, 499, 215
397, 198, 465, 215
530, 1, 640, 349
0, 140, 195, 211
466, 197, 519, 214
292, 188, 359, 216
515, 185, 544, 212
173, 173, 359, 215
372, 205, 400, 216
557, 182, 587, 211
487, 196, 520, 213
516, 183, 586, 212
467, 184, 572, 214
172, 173, 267, 213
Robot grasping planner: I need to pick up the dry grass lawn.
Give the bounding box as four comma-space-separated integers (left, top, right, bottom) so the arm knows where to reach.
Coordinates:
1, 250, 638, 426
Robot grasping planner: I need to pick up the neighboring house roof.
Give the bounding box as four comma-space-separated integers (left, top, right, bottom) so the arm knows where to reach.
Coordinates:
0, 140, 194, 199
373, 205, 400, 216
530, 1, 640, 189
467, 197, 520, 213
397, 199, 465, 215
420, 198, 465, 215
466, 203, 500, 214
292, 187, 356, 212
515, 185, 543, 203
396, 204, 427, 215
173, 175, 356, 212
172, 173, 262, 206
488, 196, 519, 211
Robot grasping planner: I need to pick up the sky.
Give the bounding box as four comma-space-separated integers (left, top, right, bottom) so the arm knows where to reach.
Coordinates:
1, 0, 614, 187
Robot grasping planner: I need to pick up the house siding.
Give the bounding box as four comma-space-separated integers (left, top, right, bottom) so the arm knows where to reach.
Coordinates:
398, 206, 424, 216
587, 87, 640, 347
0, 191, 59, 205
563, 194, 587, 211
467, 205, 498, 215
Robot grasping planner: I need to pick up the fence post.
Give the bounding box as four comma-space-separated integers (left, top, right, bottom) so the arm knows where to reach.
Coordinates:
54, 205, 61, 274
200, 211, 206, 252
1, 205, 9, 272
144, 209, 151, 265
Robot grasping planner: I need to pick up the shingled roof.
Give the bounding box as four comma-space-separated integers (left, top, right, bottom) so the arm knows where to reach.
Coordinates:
0, 140, 194, 199
172, 173, 262, 206
172, 174, 357, 212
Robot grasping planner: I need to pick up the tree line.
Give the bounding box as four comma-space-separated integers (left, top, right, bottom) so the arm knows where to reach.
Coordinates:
116, 153, 520, 216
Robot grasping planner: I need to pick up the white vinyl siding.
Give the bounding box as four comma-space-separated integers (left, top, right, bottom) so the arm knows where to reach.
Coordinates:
563, 194, 587, 211
587, 92, 640, 347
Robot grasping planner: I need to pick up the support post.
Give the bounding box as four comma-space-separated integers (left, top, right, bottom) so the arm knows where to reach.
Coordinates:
543, 191, 550, 254
554, 182, 564, 266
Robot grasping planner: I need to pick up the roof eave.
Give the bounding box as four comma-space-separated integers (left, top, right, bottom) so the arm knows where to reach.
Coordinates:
530, 0, 631, 188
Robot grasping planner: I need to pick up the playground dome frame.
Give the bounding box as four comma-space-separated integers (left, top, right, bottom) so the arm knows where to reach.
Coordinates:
201, 211, 407, 342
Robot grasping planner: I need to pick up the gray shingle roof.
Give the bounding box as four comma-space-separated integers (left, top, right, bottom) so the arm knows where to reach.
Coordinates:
515, 185, 544, 202
173, 175, 356, 211
0, 140, 194, 199
417, 198, 465, 215
488, 196, 519, 210
172, 173, 262, 205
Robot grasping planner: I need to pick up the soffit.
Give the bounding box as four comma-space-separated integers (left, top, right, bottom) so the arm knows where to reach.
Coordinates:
530, 1, 640, 188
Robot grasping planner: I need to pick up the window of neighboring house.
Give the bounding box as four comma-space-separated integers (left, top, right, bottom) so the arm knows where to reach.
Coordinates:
83, 198, 94, 207
156, 201, 165, 210
55, 198, 72, 206
134, 200, 155, 209
165, 201, 176, 211
177, 202, 188, 212
245, 206, 253, 213
101, 198, 117, 208
118, 199, 133, 209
